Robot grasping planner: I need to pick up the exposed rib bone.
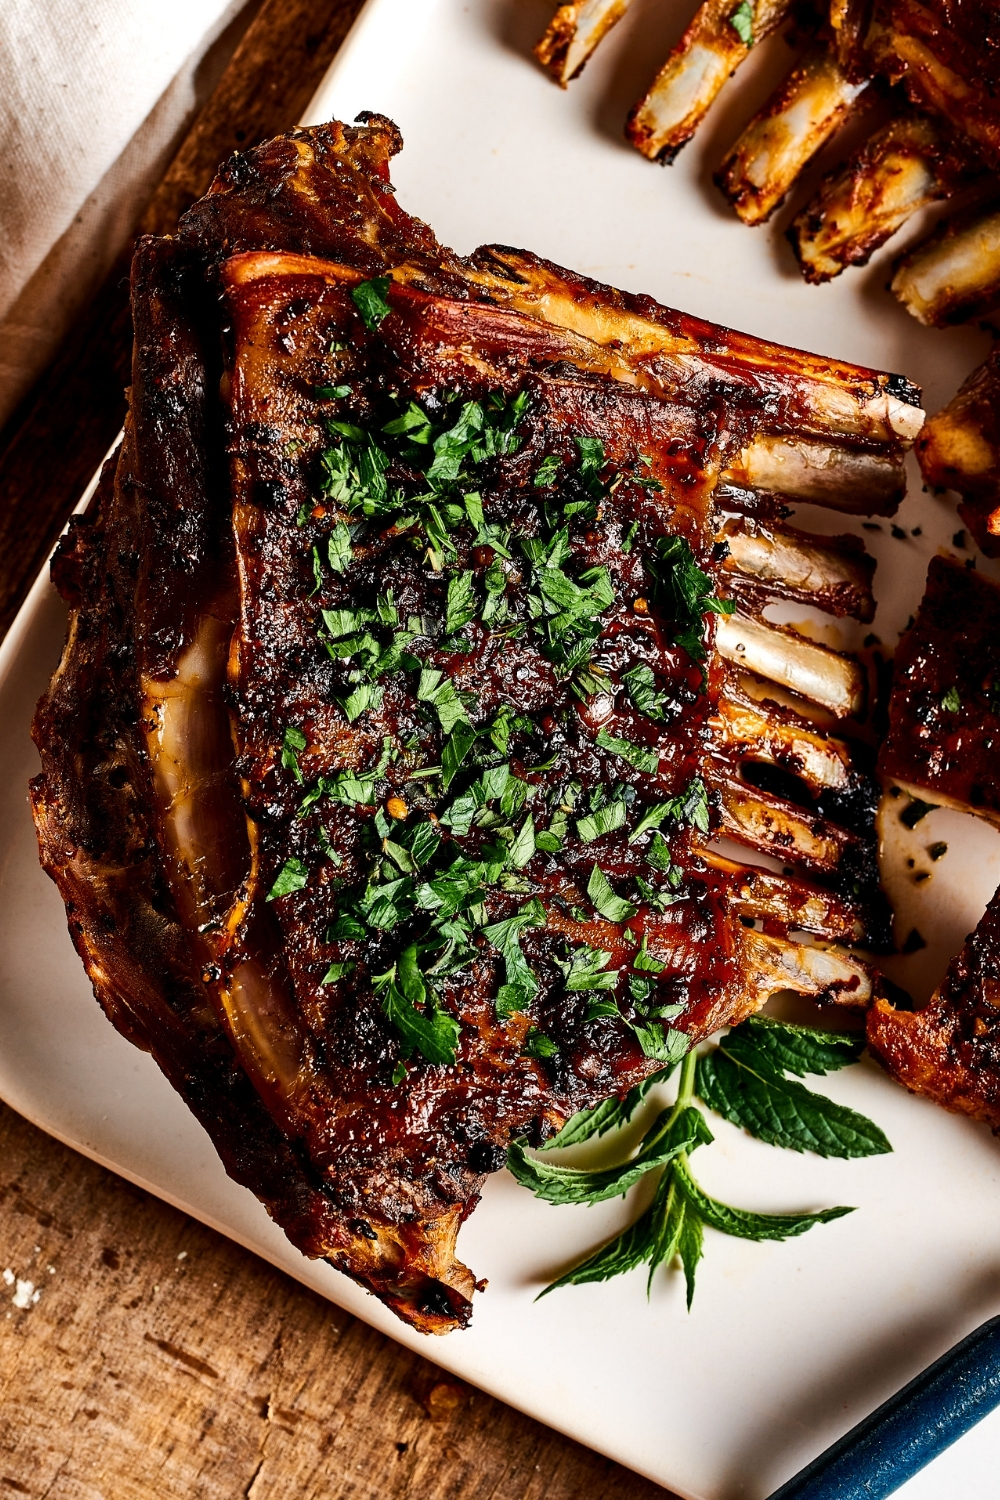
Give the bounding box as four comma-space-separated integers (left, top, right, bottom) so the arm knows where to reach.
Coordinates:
715, 611, 866, 718
535, 0, 632, 86
715, 46, 870, 226
891, 199, 1000, 327
916, 342, 1000, 556
788, 111, 979, 285
711, 691, 854, 792
470, 247, 924, 447
709, 774, 854, 872
716, 516, 876, 620
624, 0, 798, 163
742, 926, 872, 1005
703, 849, 864, 941
720, 434, 907, 513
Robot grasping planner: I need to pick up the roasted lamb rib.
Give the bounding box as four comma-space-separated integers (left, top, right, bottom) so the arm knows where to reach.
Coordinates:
868, 555, 1000, 1118
31, 116, 921, 1334
536, 0, 999, 296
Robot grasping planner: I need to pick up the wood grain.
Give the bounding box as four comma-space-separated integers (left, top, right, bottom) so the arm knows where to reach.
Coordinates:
0, 1103, 671, 1499
0, 0, 366, 643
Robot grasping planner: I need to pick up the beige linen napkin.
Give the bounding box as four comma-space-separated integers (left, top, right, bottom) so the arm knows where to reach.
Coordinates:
0, 0, 256, 431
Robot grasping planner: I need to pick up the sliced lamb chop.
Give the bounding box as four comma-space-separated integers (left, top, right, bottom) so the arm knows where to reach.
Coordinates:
31, 117, 917, 1333
868, 883, 1000, 1129
878, 555, 1000, 825
891, 196, 1000, 328
916, 344, 1000, 556
788, 109, 982, 283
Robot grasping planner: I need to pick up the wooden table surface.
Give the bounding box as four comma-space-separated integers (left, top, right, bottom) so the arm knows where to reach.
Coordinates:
0, 2, 677, 1494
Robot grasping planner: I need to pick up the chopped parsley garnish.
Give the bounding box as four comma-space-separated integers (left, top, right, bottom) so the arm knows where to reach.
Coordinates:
292, 378, 735, 1072
351, 276, 393, 329
266, 857, 308, 901
729, 0, 754, 45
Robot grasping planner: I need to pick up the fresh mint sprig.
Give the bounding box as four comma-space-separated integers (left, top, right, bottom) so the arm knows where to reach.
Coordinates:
512, 1016, 888, 1306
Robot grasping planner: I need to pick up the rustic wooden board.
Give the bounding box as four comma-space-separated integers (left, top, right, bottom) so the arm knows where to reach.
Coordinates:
0, 1103, 670, 1499
0, 1, 678, 1491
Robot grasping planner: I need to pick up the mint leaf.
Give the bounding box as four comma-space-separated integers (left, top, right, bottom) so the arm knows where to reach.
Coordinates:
537, 1202, 659, 1296
696, 1035, 891, 1159
376, 947, 459, 1065
508, 814, 537, 869
441, 721, 477, 789
630, 1023, 689, 1065
327, 523, 353, 573
622, 663, 670, 723
351, 276, 392, 329
587, 864, 637, 922
653, 536, 734, 664
417, 667, 470, 734
557, 944, 619, 992
542, 1065, 679, 1149
266, 857, 308, 901
342, 682, 384, 723
281, 725, 307, 782
483, 900, 545, 1003
534, 454, 562, 488
383, 401, 432, 442
507, 1104, 705, 1206
734, 1015, 865, 1077
595, 727, 660, 775
574, 435, 605, 492
321, 961, 354, 984
674, 1156, 854, 1240
524, 1030, 559, 1059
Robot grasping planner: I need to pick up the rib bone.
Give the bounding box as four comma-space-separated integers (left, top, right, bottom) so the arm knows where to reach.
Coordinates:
715, 612, 866, 717
535, 0, 632, 86
703, 849, 865, 942
721, 435, 908, 513
742, 927, 872, 1005
711, 692, 854, 793
788, 111, 979, 285
710, 774, 855, 872
716, 46, 869, 227
891, 199, 1000, 327
717, 516, 876, 620
470, 247, 924, 448
624, 0, 798, 164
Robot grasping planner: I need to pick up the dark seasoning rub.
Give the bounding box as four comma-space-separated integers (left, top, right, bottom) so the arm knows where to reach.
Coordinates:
241, 281, 731, 1088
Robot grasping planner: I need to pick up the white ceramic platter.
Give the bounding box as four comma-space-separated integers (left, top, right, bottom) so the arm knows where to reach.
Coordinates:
3, 3, 1000, 1495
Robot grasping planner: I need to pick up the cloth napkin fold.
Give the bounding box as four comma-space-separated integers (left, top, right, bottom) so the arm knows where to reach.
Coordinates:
0, 0, 255, 431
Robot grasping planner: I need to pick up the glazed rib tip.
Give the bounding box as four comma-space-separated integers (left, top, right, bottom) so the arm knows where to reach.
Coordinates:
891, 199, 1000, 328
717, 516, 877, 621
721, 435, 910, 514
715, 46, 869, 227
535, 0, 633, 85
788, 111, 980, 285
715, 612, 866, 718
624, 0, 797, 164
916, 344, 1000, 555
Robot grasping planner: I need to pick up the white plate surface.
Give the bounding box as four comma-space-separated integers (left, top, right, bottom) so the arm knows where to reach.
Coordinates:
3, 3, 1000, 1496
